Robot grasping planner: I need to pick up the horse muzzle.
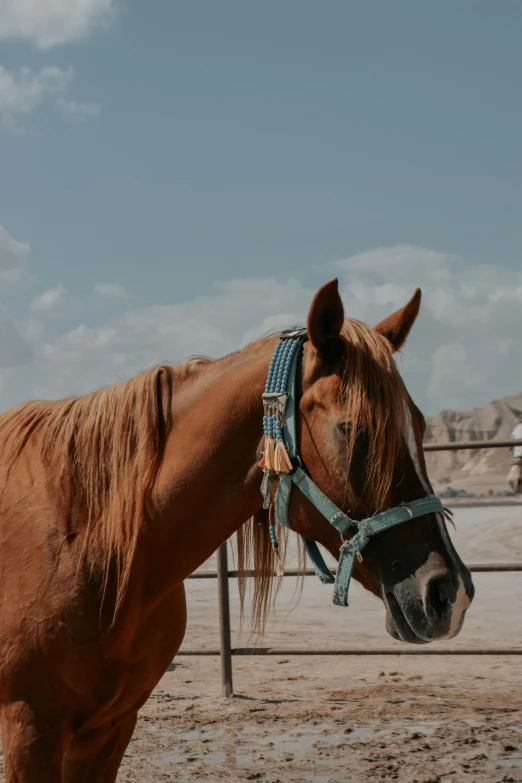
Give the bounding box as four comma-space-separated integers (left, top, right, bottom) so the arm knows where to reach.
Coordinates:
383, 559, 475, 644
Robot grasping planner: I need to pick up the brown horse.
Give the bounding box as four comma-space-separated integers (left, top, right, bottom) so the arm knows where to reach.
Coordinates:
0, 280, 473, 781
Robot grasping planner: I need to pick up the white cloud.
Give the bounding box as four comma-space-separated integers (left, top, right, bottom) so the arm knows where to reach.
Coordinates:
0, 307, 34, 366
338, 244, 455, 281
0, 64, 70, 131
0, 277, 312, 405
336, 246, 522, 410
0, 0, 116, 50
94, 282, 132, 299
0, 224, 30, 286
0, 65, 99, 132
30, 285, 80, 318
56, 97, 101, 121
0, 247, 521, 416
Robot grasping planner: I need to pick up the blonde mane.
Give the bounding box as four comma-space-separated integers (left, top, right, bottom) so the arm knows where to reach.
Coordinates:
339, 318, 408, 510
0, 361, 208, 614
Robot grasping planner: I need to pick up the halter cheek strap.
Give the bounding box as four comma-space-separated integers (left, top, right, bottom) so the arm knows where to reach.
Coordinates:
260, 329, 446, 607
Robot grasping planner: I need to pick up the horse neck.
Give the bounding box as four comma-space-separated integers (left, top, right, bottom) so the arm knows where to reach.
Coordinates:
149, 341, 275, 582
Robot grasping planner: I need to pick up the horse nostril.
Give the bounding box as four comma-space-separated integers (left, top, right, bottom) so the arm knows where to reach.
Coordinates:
426, 576, 455, 620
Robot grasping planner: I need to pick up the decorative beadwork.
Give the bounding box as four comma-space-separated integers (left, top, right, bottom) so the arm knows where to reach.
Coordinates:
261, 337, 302, 471
260, 331, 307, 548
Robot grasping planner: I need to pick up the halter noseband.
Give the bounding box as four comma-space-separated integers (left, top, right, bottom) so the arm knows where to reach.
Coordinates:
259, 328, 445, 607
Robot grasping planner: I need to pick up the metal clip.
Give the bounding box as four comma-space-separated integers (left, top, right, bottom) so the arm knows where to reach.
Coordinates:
279, 327, 308, 341
262, 392, 289, 418
261, 469, 276, 509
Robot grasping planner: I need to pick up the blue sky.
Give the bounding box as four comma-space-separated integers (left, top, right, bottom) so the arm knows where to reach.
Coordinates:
0, 0, 521, 414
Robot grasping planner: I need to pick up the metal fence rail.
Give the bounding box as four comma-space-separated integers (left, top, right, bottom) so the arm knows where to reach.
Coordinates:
188, 563, 522, 579
423, 438, 522, 451
186, 438, 522, 695
178, 648, 522, 656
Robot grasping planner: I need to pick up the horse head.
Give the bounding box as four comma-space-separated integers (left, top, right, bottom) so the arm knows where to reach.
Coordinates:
284, 280, 474, 644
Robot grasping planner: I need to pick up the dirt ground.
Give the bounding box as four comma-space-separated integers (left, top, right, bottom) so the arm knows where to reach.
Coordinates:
116, 504, 522, 783
119, 655, 522, 783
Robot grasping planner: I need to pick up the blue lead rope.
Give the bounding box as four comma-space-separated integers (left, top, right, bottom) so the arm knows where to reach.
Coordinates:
262, 329, 446, 607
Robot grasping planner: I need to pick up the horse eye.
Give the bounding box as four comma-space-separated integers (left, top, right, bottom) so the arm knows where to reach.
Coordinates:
337, 422, 350, 436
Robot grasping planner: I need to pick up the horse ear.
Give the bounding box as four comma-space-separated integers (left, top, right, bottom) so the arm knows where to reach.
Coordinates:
374, 288, 421, 352
307, 279, 345, 356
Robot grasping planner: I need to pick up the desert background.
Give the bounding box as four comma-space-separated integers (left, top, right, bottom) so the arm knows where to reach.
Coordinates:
424, 391, 522, 500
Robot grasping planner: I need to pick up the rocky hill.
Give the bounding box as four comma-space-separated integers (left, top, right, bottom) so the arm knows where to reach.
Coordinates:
424, 392, 522, 498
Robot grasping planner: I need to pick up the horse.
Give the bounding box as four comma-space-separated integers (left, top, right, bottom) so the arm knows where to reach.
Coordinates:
0, 280, 474, 782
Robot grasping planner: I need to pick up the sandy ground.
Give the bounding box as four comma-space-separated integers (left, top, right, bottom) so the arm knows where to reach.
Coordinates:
116, 503, 522, 783
2, 504, 522, 782
119, 656, 522, 783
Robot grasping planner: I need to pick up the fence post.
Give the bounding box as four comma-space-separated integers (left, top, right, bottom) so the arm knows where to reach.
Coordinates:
217, 541, 233, 697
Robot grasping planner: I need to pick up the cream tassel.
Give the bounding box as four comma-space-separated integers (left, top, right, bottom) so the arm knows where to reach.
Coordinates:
274, 439, 293, 474
264, 436, 275, 471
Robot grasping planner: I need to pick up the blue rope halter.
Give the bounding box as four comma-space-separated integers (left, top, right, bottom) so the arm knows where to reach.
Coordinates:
260, 328, 445, 607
